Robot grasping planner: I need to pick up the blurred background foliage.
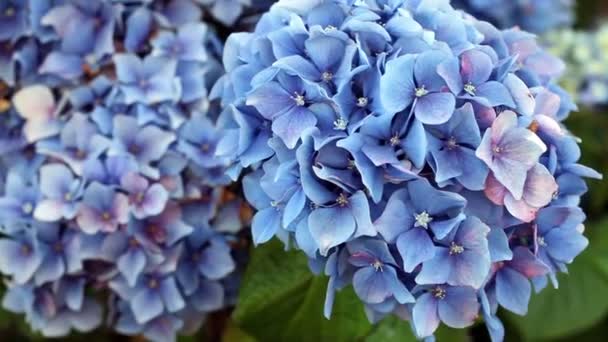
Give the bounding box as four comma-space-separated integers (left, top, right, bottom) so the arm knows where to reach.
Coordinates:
6, 0, 608, 341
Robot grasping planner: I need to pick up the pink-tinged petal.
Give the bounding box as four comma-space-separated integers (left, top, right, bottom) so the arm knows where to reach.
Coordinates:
460, 49, 493, 85
142, 184, 169, 217
121, 172, 149, 194
23, 120, 62, 143
509, 247, 549, 278
522, 164, 557, 208
504, 194, 538, 223
113, 193, 130, 224
491, 110, 518, 142
438, 287, 479, 328
534, 89, 561, 118
77, 206, 102, 234
484, 173, 507, 205
34, 200, 64, 222
13, 85, 55, 121
491, 158, 529, 200
534, 114, 563, 140
455, 216, 490, 250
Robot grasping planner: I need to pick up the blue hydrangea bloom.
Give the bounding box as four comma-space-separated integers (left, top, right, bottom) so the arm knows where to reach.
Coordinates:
219, 0, 600, 340
0, 1, 250, 340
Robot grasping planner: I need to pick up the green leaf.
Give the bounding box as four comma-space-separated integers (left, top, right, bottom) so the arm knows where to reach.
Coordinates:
505, 219, 608, 340
232, 239, 313, 341
565, 111, 608, 219
234, 239, 475, 342
233, 240, 407, 341
222, 320, 257, 342
365, 316, 416, 342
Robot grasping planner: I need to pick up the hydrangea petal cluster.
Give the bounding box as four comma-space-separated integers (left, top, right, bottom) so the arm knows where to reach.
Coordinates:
216, 0, 601, 340
545, 24, 608, 107
452, 0, 574, 34
0, 1, 250, 341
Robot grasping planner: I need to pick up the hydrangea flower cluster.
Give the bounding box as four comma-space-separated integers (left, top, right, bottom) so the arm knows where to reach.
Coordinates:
0, 1, 249, 340
452, 0, 574, 34
216, 0, 601, 340
546, 24, 608, 107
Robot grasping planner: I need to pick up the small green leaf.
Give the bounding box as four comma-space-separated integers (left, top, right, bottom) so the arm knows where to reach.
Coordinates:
282, 276, 372, 342
365, 316, 416, 342
232, 239, 313, 341
234, 239, 475, 342
234, 240, 421, 342
505, 219, 608, 340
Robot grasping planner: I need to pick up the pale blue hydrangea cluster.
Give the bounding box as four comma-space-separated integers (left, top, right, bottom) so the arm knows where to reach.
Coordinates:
0, 1, 249, 341
452, 0, 574, 34
546, 24, 608, 107
215, 0, 600, 340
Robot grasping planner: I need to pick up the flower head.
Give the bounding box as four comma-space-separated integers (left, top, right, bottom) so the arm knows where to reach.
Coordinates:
222, 0, 599, 338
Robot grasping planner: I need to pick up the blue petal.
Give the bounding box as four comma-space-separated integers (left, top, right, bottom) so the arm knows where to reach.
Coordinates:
39, 52, 83, 79
437, 286, 479, 328
131, 288, 164, 324
475, 81, 515, 107
308, 206, 356, 256
125, 7, 153, 53
396, 228, 435, 273
199, 242, 236, 280
118, 248, 146, 287
251, 207, 281, 245
272, 106, 317, 149
160, 277, 185, 313
380, 55, 416, 113
283, 188, 306, 228
496, 267, 531, 315
415, 92, 455, 125
352, 267, 390, 304
412, 292, 440, 338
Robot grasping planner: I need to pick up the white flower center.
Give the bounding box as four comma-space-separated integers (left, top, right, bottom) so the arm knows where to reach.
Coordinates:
4, 7, 15, 17
449, 242, 464, 255
293, 93, 306, 106
21, 202, 33, 214
333, 117, 348, 131
464, 83, 476, 96
446, 137, 458, 150
389, 134, 401, 146
414, 211, 433, 229
372, 260, 383, 272
415, 86, 429, 97
537, 236, 547, 247
336, 193, 349, 207
432, 286, 446, 299
322, 71, 334, 82
356, 97, 368, 108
